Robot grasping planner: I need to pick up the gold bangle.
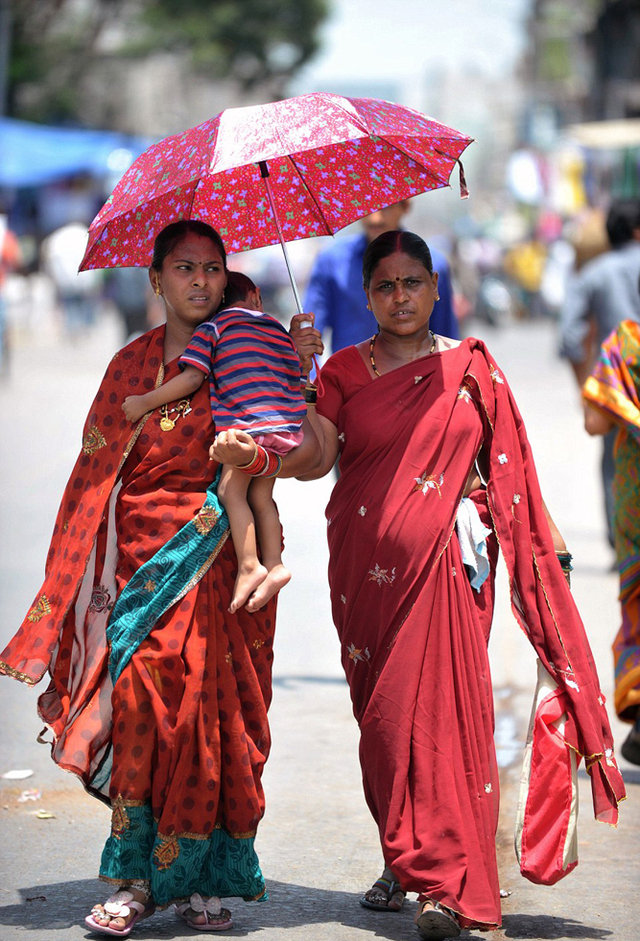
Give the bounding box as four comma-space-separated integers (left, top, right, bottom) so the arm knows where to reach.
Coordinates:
237, 442, 260, 471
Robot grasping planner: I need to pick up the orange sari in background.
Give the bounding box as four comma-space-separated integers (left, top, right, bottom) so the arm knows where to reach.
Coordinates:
0, 326, 276, 906
318, 338, 624, 930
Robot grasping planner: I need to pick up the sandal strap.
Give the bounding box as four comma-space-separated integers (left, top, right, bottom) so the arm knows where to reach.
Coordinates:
420, 898, 460, 924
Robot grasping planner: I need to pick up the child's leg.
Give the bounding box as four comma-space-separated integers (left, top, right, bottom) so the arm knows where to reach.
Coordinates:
217, 465, 267, 614
245, 477, 291, 612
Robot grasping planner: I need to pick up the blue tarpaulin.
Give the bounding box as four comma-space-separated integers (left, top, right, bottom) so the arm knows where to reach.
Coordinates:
0, 116, 153, 187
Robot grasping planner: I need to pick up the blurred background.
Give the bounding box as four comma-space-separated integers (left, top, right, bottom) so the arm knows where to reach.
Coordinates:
1, 0, 640, 351
1, 8, 639, 934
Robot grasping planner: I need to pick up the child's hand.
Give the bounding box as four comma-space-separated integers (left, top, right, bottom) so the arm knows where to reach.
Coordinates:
210, 430, 256, 466
290, 312, 323, 376
122, 395, 149, 423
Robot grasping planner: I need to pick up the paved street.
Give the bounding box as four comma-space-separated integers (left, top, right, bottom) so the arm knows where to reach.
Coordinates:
0, 309, 637, 939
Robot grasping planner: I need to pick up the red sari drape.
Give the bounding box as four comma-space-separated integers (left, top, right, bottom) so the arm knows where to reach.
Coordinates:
0, 326, 276, 903
319, 338, 625, 930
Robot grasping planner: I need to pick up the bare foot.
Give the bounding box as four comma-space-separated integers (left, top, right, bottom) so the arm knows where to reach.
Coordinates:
229, 562, 268, 613
245, 564, 291, 612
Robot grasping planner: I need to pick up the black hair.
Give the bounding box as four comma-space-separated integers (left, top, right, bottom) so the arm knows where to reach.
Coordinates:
150, 220, 228, 270
224, 270, 257, 307
362, 230, 433, 288
606, 199, 640, 248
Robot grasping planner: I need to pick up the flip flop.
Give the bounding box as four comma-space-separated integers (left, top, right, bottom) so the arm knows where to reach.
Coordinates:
360, 876, 405, 911
415, 898, 461, 940
85, 890, 155, 937
174, 893, 233, 932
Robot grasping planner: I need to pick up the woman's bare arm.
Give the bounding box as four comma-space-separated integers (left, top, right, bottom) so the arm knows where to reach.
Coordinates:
584, 402, 614, 437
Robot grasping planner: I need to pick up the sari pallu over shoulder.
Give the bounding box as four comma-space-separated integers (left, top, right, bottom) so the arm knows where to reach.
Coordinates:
327, 338, 624, 846
466, 341, 625, 823
0, 327, 167, 686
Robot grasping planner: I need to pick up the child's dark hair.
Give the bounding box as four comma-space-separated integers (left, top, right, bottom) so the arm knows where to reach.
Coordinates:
362, 230, 433, 288
151, 220, 227, 271
224, 270, 257, 307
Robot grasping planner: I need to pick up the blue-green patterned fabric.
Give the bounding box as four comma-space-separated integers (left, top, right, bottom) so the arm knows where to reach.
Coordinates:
100, 803, 267, 905
106, 469, 229, 683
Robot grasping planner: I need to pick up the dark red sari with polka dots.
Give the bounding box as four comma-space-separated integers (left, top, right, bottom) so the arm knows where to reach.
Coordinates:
0, 326, 276, 903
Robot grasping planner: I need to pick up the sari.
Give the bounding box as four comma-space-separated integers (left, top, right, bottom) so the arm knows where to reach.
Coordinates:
318, 338, 624, 930
0, 326, 276, 907
583, 319, 640, 721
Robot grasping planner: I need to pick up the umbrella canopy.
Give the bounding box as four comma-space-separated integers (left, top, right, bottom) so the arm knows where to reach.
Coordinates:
80, 93, 472, 273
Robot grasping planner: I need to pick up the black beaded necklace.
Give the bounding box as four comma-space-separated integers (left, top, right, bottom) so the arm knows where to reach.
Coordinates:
369, 330, 437, 377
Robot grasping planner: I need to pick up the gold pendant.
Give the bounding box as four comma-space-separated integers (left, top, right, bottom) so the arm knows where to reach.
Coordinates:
160, 416, 175, 431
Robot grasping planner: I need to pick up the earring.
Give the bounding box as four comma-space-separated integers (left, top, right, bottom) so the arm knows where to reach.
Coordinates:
222, 290, 226, 302
155, 282, 161, 297
366, 303, 372, 310
434, 292, 440, 301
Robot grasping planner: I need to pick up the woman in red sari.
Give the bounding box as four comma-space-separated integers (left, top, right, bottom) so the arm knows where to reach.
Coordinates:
0, 220, 315, 936
291, 230, 625, 939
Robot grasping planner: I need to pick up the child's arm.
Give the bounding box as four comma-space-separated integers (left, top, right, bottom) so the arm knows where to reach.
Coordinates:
122, 365, 205, 422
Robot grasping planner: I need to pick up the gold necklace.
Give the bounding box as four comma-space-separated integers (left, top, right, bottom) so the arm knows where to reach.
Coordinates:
159, 398, 193, 431
369, 330, 436, 377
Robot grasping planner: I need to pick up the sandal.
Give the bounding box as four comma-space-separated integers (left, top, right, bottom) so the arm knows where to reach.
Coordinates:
85, 890, 155, 937
174, 893, 233, 932
415, 897, 461, 940
360, 873, 405, 911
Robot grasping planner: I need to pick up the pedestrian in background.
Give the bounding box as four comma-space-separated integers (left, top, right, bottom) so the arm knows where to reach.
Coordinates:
0, 206, 23, 376
560, 198, 640, 546
304, 200, 459, 354
42, 221, 103, 338
583, 317, 640, 766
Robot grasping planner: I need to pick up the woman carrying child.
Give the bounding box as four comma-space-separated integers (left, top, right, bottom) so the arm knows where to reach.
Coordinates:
124, 268, 311, 613
0, 220, 318, 935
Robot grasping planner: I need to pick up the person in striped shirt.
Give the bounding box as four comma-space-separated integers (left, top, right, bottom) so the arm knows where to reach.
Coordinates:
123, 271, 308, 613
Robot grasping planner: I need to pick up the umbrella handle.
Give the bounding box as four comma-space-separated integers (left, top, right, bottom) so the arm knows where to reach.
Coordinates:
259, 161, 304, 314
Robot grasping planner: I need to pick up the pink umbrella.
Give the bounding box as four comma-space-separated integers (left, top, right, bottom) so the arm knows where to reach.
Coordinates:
80, 93, 472, 311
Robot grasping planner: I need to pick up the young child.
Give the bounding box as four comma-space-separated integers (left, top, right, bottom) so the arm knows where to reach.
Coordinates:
122, 271, 307, 614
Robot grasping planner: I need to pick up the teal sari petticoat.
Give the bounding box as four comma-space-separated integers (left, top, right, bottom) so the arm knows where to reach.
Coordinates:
101, 803, 266, 905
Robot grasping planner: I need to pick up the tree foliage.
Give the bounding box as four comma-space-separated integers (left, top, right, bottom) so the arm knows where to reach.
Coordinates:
134, 0, 329, 89
7, 0, 329, 124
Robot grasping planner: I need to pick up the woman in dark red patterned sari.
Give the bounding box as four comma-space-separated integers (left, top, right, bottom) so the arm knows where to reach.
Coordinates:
292, 230, 625, 940
0, 221, 316, 936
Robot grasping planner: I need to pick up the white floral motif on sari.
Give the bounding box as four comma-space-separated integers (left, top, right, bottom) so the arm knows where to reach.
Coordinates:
368, 563, 396, 586
347, 643, 371, 664
457, 382, 473, 403
489, 365, 504, 385
414, 472, 444, 497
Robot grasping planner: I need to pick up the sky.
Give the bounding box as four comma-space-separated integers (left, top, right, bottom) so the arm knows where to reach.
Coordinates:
294, 0, 532, 106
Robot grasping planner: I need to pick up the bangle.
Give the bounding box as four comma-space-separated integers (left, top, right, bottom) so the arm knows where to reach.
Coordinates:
304, 386, 317, 404
237, 442, 261, 472
238, 444, 268, 476
555, 550, 573, 572
258, 452, 283, 478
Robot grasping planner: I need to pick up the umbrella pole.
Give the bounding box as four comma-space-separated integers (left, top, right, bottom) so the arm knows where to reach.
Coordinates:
259, 161, 304, 314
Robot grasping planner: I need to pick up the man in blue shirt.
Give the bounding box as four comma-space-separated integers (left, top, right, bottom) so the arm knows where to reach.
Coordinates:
304, 201, 458, 352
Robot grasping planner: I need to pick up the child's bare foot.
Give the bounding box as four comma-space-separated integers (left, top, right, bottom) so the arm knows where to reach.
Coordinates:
246, 564, 291, 612
230, 563, 268, 613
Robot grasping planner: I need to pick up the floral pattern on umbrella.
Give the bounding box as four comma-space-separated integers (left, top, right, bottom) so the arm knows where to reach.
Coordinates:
80, 93, 473, 270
